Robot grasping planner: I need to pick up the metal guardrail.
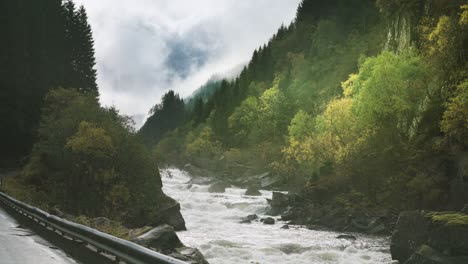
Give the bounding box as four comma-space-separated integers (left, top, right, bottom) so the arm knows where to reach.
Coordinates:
0, 191, 187, 264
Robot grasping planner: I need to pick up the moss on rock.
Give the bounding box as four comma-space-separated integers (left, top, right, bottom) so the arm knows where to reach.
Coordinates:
427, 213, 468, 227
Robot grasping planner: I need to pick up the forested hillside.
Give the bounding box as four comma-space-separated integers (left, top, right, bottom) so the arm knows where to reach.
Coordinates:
1, 0, 184, 229
142, 0, 468, 211
1, 0, 98, 163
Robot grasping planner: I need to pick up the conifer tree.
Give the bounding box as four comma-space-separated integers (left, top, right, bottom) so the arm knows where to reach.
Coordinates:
75, 6, 98, 96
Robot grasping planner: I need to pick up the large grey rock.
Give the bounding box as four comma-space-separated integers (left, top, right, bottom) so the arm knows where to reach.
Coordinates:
266, 192, 290, 216
131, 224, 183, 251
170, 247, 210, 264
281, 208, 303, 221
260, 173, 282, 189
241, 214, 258, 222
154, 195, 186, 231
263, 217, 275, 225
271, 192, 289, 208
336, 234, 356, 240
208, 182, 230, 193
404, 245, 468, 264
426, 213, 468, 256
128, 226, 154, 240
245, 187, 262, 196
391, 211, 430, 263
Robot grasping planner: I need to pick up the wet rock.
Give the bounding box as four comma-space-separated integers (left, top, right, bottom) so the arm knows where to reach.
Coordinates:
404, 245, 468, 264
281, 225, 289, 229
169, 247, 210, 264
239, 219, 251, 224
260, 173, 282, 189
391, 211, 430, 263
277, 243, 311, 255
426, 213, 468, 256
263, 217, 275, 225
271, 192, 289, 208
128, 226, 154, 240
155, 195, 186, 231
266, 197, 289, 216
391, 211, 468, 263
369, 223, 387, 235
336, 234, 356, 240
208, 182, 231, 193
245, 187, 262, 196
131, 224, 183, 251
281, 208, 303, 221
242, 214, 258, 221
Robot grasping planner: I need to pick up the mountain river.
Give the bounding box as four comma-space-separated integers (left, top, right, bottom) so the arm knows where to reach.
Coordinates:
161, 168, 394, 264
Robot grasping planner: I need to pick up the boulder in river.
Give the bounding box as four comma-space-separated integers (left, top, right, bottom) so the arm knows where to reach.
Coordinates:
263, 217, 275, 225
404, 245, 468, 264
270, 192, 289, 208
281, 208, 304, 221
131, 224, 183, 251
241, 214, 259, 222
391, 211, 468, 263
208, 182, 231, 193
426, 212, 468, 257
391, 211, 430, 263
169, 247, 210, 264
154, 195, 186, 231
336, 234, 356, 240
245, 187, 262, 196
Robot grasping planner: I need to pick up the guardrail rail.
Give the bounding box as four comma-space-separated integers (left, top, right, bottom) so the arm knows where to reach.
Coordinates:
0, 191, 186, 264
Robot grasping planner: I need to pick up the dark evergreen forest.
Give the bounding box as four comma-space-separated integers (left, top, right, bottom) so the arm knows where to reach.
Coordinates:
1, 0, 97, 164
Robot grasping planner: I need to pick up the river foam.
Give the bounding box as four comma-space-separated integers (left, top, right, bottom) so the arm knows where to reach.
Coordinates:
161, 168, 394, 264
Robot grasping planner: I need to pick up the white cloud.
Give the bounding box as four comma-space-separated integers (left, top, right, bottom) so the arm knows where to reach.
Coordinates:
74, 0, 301, 126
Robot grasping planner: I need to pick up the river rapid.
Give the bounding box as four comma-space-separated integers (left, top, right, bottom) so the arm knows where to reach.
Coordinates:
161, 168, 394, 264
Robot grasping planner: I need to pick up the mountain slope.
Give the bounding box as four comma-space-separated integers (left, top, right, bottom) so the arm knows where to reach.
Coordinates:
146, 0, 468, 210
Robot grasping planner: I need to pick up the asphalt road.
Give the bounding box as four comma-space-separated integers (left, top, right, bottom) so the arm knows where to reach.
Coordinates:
0, 206, 76, 264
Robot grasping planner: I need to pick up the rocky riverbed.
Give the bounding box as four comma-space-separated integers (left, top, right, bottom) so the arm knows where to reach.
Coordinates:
161, 168, 393, 264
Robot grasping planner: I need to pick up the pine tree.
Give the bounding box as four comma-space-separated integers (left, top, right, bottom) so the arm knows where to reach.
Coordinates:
1, 0, 99, 162
75, 6, 98, 96
61, 1, 98, 97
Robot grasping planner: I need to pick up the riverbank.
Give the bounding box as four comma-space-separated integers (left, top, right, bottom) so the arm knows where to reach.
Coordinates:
0, 169, 209, 264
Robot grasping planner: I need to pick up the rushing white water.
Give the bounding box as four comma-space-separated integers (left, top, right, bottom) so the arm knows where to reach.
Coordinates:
161, 168, 394, 264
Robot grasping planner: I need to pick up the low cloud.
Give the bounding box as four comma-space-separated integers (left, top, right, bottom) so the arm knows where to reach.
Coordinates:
75, 0, 301, 127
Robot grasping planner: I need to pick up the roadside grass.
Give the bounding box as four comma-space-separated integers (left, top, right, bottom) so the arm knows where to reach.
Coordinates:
1, 172, 137, 239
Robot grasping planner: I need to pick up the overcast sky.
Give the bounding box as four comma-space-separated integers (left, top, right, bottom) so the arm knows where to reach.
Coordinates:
74, 0, 301, 127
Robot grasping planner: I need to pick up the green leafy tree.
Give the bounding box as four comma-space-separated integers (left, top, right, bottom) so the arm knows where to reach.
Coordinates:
22, 88, 167, 224
441, 80, 468, 147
